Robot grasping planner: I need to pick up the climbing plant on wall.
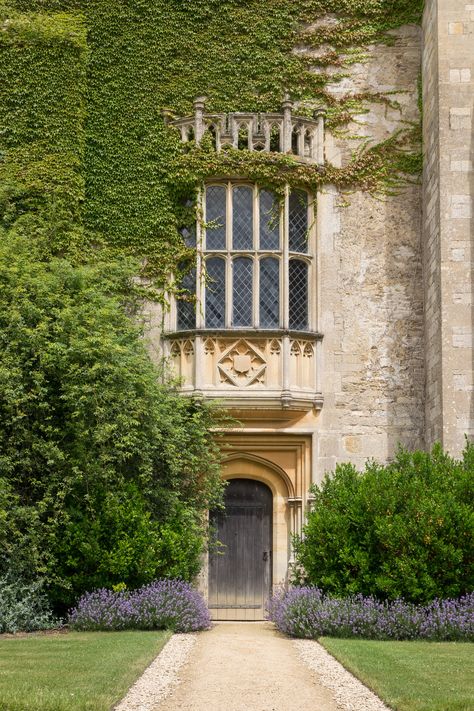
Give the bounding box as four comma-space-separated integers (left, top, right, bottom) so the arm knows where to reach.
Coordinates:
1, 0, 424, 283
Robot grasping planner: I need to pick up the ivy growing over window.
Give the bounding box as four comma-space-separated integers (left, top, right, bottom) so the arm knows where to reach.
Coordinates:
2, 0, 423, 288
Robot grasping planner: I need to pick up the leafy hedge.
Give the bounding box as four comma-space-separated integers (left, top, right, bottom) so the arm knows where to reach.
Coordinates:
0, 233, 225, 609
295, 445, 474, 603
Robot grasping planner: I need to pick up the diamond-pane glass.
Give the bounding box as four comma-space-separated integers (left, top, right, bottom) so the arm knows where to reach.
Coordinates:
205, 257, 226, 328
289, 190, 308, 253
259, 258, 280, 328
206, 186, 226, 249
177, 268, 196, 330
232, 257, 253, 326
289, 259, 308, 330
232, 186, 253, 249
180, 225, 196, 248
259, 190, 280, 250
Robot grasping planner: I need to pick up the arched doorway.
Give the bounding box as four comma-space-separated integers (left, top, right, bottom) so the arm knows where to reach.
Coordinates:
209, 479, 272, 620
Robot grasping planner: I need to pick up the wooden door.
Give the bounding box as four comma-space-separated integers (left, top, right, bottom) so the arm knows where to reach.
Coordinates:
209, 478, 272, 620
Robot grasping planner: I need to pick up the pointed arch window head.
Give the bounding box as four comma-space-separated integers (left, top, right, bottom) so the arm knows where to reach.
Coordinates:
176, 183, 313, 332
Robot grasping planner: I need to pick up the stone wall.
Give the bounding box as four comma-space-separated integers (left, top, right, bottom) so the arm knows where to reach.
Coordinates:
422, 0, 443, 449
315, 25, 426, 477
422, 0, 474, 455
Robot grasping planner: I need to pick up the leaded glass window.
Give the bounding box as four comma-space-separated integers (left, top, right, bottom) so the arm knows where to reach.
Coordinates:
289, 259, 308, 330
177, 267, 196, 330
259, 190, 280, 250
176, 183, 313, 332
206, 185, 226, 249
232, 186, 253, 249
232, 257, 253, 326
289, 189, 308, 253
259, 257, 279, 328
205, 257, 226, 328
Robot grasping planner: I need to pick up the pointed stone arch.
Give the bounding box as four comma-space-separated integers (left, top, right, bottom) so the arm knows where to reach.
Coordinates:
218, 452, 292, 601
222, 451, 294, 498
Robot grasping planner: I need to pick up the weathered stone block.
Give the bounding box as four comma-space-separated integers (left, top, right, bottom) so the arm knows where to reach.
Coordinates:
450, 159, 473, 172
449, 107, 471, 130
450, 195, 472, 219
448, 22, 466, 34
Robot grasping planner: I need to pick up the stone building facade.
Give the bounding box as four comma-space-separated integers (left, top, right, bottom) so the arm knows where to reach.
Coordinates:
146, 0, 473, 619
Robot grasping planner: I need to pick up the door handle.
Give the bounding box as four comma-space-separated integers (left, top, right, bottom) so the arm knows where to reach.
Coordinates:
263, 551, 269, 561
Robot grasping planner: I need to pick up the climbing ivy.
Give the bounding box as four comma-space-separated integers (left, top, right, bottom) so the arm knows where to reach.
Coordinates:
0, 6, 88, 258
1, 0, 424, 283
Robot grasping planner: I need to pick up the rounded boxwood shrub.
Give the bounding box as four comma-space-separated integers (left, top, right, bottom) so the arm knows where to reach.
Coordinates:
295, 443, 474, 603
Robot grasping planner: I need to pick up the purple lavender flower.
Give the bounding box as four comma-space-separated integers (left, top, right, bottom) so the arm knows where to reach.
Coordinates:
267, 587, 474, 641
68, 579, 211, 632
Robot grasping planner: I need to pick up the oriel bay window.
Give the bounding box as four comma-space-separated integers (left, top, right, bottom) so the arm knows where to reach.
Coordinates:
176, 182, 315, 332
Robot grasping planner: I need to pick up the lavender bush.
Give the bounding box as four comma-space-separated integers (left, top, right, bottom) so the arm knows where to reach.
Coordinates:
68, 579, 211, 632
267, 587, 474, 641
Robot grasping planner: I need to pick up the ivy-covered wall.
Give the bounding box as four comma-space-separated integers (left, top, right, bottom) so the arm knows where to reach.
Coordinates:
2, 0, 424, 282
0, 6, 87, 256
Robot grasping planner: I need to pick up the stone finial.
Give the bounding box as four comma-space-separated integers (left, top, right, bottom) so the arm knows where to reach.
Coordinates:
281, 92, 293, 111
313, 107, 326, 119
281, 93, 293, 153
193, 96, 207, 111
193, 96, 207, 143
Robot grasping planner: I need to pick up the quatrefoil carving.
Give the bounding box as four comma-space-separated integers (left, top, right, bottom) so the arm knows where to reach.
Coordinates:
217, 339, 266, 387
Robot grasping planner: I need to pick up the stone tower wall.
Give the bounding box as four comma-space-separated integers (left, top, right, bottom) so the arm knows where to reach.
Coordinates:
315, 25, 426, 476
422, 0, 474, 455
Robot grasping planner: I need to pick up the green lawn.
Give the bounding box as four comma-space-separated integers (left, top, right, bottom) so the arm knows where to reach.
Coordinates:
320, 637, 474, 711
0, 630, 171, 711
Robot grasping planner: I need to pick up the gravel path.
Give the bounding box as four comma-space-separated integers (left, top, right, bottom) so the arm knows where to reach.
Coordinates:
114, 633, 196, 711
154, 622, 339, 711
295, 639, 391, 711
115, 623, 390, 711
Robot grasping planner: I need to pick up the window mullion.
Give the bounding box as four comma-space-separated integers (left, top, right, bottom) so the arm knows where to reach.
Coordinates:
226, 182, 232, 327
308, 195, 315, 332
282, 185, 290, 330
254, 186, 259, 326
196, 186, 204, 329
254, 255, 260, 327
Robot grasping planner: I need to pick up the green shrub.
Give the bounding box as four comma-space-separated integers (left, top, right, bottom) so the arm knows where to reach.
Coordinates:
0, 232, 225, 610
295, 444, 474, 603
0, 576, 57, 633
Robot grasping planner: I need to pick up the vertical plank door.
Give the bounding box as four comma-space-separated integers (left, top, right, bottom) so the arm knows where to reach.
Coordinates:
209, 479, 272, 620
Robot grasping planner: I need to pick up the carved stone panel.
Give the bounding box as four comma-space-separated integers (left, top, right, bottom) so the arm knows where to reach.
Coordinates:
218, 339, 266, 387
